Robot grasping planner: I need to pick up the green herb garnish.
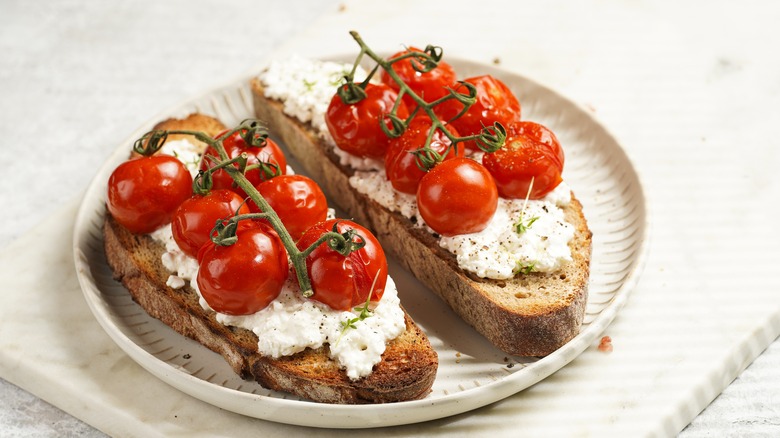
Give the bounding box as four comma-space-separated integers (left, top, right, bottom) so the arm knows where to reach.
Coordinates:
515, 215, 539, 234
515, 262, 536, 275
335, 270, 382, 345
303, 78, 317, 91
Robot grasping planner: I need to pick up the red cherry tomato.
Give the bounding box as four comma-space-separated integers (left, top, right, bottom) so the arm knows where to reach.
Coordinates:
107, 155, 193, 234
416, 157, 498, 236
199, 130, 287, 198
197, 223, 288, 315
435, 75, 521, 150
482, 127, 564, 200
296, 220, 387, 311
380, 47, 456, 108
252, 175, 328, 241
171, 189, 251, 258
325, 83, 409, 159
385, 118, 464, 194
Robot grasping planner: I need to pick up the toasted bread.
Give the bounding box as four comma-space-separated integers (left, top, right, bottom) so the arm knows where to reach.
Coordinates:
251, 77, 592, 356
103, 114, 438, 403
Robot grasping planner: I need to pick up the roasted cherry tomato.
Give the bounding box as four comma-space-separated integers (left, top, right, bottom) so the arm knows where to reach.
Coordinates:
107, 155, 193, 234
197, 222, 288, 315
435, 75, 521, 150
199, 130, 287, 198
416, 157, 498, 236
385, 118, 464, 194
296, 219, 387, 311
252, 175, 328, 241
171, 189, 251, 258
505, 120, 565, 166
482, 123, 564, 199
325, 83, 409, 159
380, 46, 456, 108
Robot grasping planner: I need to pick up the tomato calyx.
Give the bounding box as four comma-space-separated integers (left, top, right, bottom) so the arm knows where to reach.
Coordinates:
440, 80, 478, 121
232, 119, 271, 148
297, 220, 367, 259
326, 221, 366, 256
336, 77, 368, 105
474, 121, 507, 154
133, 130, 170, 156
208, 214, 244, 247
387, 44, 444, 75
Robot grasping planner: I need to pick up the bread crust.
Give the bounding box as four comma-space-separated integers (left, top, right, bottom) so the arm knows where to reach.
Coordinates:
251, 78, 592, 356
102, 114, 438, 404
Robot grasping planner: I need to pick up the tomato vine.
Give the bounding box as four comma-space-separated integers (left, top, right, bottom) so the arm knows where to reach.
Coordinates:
341, 31, 507, 170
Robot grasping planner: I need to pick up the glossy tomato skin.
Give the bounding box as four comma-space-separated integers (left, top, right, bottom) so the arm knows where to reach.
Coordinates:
200, 130, 287, 198
197, 223, 288, 315
325, 83, 409, 159
171, 189, 251, 258
380, 47, 456, 108
253, 175, 328, 241
385, 118, 464, 194
417, 157, 498, 236
435, 75, 521, 150
296, 220, 387, 311
107, 155, 193, 234
505, 120, 565, 166
482, 122, 564, 200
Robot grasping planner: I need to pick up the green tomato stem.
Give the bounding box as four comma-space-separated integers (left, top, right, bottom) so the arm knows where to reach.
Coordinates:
346, 31, 506, 167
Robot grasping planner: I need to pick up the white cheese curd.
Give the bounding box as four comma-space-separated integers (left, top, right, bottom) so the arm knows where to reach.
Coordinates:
210, 277, 405, 380
349, 170, 423, 226
149, 224, 199, 287
438, 195, 574, 279
158, 139, 202, 178
259, 56, 367, 144
332, 146, 385, 171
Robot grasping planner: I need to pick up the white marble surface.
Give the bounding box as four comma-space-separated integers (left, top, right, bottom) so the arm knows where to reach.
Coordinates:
1, 0, 779, 436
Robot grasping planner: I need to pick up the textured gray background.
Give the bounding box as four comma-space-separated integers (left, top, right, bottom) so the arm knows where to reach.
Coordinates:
0, 1, 777, 436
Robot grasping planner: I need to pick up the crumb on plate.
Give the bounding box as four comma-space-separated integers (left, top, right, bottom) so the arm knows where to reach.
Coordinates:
598, 336, 613, 353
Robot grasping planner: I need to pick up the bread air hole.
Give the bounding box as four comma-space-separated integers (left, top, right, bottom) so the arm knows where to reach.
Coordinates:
514, 291, 530, 298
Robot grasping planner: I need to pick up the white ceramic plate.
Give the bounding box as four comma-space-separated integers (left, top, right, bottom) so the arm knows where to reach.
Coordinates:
73, 58, 648, 428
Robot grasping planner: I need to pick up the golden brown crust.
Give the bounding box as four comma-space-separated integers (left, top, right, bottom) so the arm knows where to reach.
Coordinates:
151, 113, 228, 149
251, 77, 592, 356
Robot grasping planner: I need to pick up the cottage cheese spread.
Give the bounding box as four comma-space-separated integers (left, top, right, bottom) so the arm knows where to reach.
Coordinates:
260, 56, 366, 144
149, 139, 406, 380
348, 169, 574, 279
259, 57, 576, 280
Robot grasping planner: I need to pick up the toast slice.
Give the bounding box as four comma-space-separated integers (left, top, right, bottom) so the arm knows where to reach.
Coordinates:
251, 77, 593, 357
103, 114, 438, 404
